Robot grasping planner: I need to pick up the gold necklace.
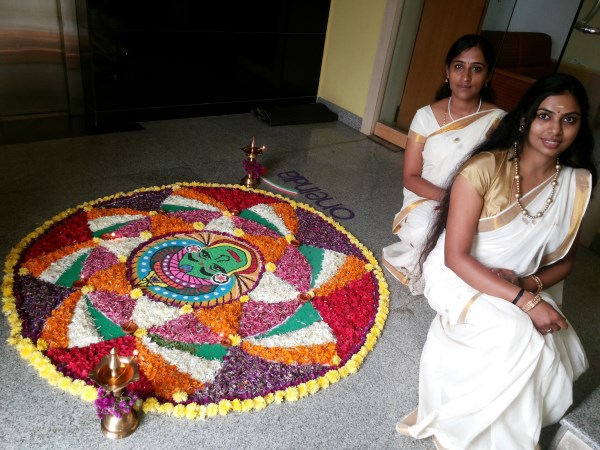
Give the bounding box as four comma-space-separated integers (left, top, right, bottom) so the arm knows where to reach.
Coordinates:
513, 155, 561, 219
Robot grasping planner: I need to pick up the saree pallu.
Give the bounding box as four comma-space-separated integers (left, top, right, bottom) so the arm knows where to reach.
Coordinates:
383, 108, 504, 294
409, 166, 592, 450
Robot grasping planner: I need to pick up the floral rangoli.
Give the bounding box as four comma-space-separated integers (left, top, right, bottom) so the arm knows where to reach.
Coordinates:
2, 183, 389, 419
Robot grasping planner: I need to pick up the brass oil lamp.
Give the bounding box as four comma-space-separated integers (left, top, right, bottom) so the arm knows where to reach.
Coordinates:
240, 136, 266, 188
89, 348, 140, 439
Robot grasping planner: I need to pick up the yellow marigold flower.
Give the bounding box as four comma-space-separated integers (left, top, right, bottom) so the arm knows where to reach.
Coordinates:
284, 234, 296, 243
3, 286, 13, 297
58, 377, 72, 391
239, 295, 250, 303
139, 231, 153, 240
345, 360, 358, 374
338, 366, 350, 378
274, 391, 284, 404
223, 211, 232, 217
19, 344, 35, 358
82, 385, 98, 402
172, 184, 181, 190
92, 237, 102, 243
265, 262, 277, 273
36, 339, 48, 351
142, 398, 160, 413
185, 403, 200, 420
241, 399, 254, 411
172, 391, 188, 403
196, 406, 207, 421
2, 301, 16, 314
297, 384, 309, 398
306, 379, 320, 394
130, 288, 143, 299
173, 404, 186, 418
193, 222, 205, 231
228, 334, 241, 346
263, 393, 275, 404
118, 254, 127, 263
233, 228, 244, 237
134, 327, 148, 338
332, 354, 341, 365
218, 400, 231, 416
317, 376, 330, 389
253, 396, 267, 411
231, 399, 243, 412
18, 267, 29, 276
206, 403, 219, 417
83, 205, 92, 212
326, 370, 340, 384
365, 263, 374, 272
284, 387, 299, 402
46, 372, 61, 386
159, 403, 174, 414
81, 285, 94, 295
181, 304, 193, 314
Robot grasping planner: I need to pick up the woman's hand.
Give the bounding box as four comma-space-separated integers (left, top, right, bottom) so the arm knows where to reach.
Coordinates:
524, 299, 568, 335
489, 268, 519, 285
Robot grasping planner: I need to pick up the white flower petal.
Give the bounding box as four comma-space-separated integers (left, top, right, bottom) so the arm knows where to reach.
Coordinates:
88, 214, 145, 232
314, 250, 347, 288
163, 194, 221, 211
204, 215, 236, 234
247, 204, 291, 236
246, 321, 336, 348
100, 236, 146, 257
131, 295, 183, 328
142, 337, 222, 383
249, 272, 299, 303
40, 248, 91, 283
67, 296, 102, 348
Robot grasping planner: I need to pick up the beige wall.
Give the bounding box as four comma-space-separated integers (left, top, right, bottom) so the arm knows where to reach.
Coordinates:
318, 0, 387, 117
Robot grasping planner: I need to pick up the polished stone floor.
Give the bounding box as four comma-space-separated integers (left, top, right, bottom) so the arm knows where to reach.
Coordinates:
1, 114, 598, 449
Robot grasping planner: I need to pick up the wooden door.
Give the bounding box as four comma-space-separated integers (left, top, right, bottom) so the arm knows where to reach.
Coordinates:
395, 0, 489, 131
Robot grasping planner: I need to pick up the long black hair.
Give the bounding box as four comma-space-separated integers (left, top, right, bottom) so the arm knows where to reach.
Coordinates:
435, 34, 496, 102
419, 73, 597, 271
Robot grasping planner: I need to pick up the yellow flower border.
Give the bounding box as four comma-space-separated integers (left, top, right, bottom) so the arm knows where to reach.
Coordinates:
1, 182, 390, 420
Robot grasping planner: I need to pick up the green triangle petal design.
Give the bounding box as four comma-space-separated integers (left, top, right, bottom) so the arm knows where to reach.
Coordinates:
258, 302, 322, 339
86, 299, 126, 340
149, 334, 228, 361
298, 244, 324, 288
55, 251, 90, 288
92, 220, 138, 237
238, 209, 282, 234
160, 204, 198, 212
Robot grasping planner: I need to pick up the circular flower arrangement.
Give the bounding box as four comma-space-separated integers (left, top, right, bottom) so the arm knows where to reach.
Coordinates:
2, 183, 389, 420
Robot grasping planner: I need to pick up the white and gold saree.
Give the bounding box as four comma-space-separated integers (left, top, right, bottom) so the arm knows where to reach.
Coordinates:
408, 150, 592, 450
383, 107, 505, 294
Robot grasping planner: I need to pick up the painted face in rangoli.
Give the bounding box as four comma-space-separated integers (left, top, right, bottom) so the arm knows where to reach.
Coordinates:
179, 244, 249, 279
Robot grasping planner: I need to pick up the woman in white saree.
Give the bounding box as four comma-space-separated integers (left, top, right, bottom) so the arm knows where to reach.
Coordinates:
383, 35, 504, 294
396, 73, 597, 449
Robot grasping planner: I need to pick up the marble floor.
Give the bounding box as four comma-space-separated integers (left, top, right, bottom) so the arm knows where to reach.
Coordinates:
1, 113, 598, 449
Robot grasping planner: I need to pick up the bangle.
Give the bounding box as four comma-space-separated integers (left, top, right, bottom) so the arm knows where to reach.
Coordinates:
529, 274, 543, 294
521, 294, 543, 313
512, 288, 525, 305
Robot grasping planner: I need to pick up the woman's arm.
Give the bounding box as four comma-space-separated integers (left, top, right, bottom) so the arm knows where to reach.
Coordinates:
402, 138, 445, 201
444, 174, 568, 332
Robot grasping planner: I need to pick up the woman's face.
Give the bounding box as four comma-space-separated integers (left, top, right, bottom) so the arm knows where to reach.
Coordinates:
525, 93, 581, 159
446, 46, 489, 101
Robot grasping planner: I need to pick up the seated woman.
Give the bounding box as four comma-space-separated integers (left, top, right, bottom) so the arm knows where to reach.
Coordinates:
396, 73, 597, 449
383, 34, 504, 294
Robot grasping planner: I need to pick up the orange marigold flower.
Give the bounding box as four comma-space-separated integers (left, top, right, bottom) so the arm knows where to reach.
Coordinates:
87, 263, 131, 295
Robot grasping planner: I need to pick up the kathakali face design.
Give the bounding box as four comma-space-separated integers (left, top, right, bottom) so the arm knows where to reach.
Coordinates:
129, 232, 262, 308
